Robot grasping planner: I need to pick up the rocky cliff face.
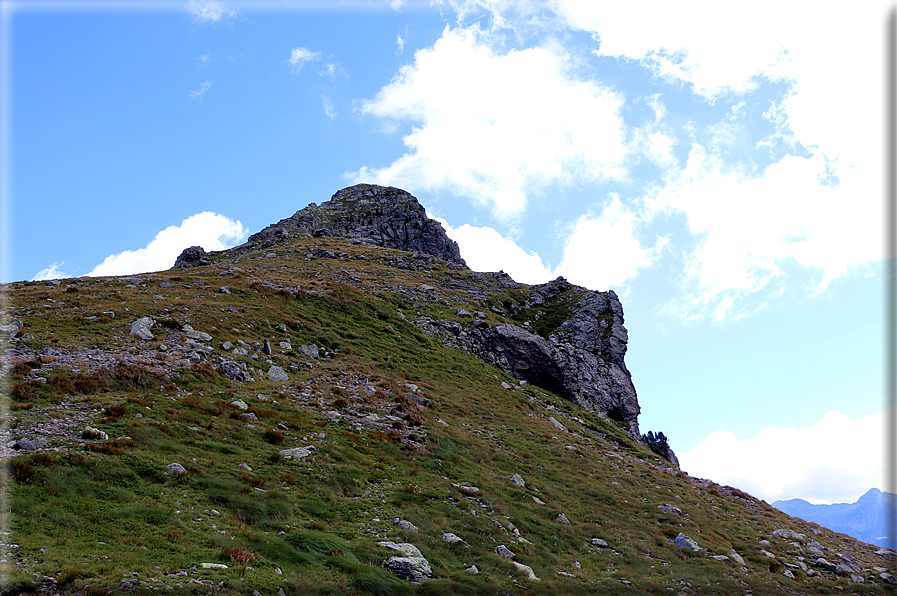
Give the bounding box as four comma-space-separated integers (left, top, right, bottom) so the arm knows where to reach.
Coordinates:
413, 277, 643, 440
246, 184, 467, 267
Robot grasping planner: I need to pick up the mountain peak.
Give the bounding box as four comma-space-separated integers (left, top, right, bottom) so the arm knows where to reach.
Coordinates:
246, 184, 467, 266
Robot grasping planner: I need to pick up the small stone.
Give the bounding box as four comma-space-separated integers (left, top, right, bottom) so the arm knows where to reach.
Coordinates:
384, 556, 432, 582
199, 563, 227, 569
881, 572, 897, 584
279, 447, 313, 459
275, 567, 282, 575
396, 520, 419, 533
230, 399, 248, 410
465, 565, 478, 574
495, 544, 515, 559
590, 538, 609, 548
658, 503, 683, 516
782, 569, 794, 579
237, 463, 252, 472
165, 463, 187, 475
82, 427, 109, 441
509, 474, 525, 487
442, 532, 468, 547
555, 513, 570, 524
456, 309, 471, 318
729, 550, 745, 566
532, 496, 546, 505
710, 555, 731, 563
297, 344, 319, 359
512, 561, 540, 581
547, 417, 569, 433
217, 286, 231, 294
674, 533, 701, 552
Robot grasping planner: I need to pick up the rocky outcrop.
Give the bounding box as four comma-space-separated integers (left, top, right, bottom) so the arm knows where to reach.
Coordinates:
415, 278, 643, 439
172, 245, 210, 269
246, 184, 467, 266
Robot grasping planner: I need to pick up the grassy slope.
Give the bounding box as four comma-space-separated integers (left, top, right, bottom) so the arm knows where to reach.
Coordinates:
0, 237, 892, 595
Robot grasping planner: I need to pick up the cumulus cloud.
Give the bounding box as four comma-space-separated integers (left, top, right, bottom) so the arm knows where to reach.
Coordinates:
651, 144, 879, 318
349, 26, 629, 219
555, 195, 667, 291
288, 47, 320, 73
678, 409, 887, 505
437, 218, 554, 284
86, 212, 247, 278
188, 0, 237, 23
188, 81, 212, 101
32, 262, 69, 282
438, 196, 664, 291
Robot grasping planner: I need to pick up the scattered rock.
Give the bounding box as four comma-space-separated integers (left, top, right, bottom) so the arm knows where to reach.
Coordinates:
815, 558, 838, 572
182, 325, 213, 341
512, 561, 540, 581
658, 503, 683, 516
495, 545, 515, 559
396, 520, 419, 533
237, 463, 252, 472
555, 513, 570, 524
590, 538, 609, 548
6, 437, 38, 451
509, 474, 526, 487
728, 550, 745, 566
267, 365, 289, 381
881, 572, 897, 584
231, 399, 248, 410
199, 563, 227, 569
709, 555, 731, 563
297, 344, 319, 359
218, 286, 231, 294
279, 447, 313, 460
442, 532, 468, 547
82, 427, 109, 441
384, 556, 432, 582
547, 417, 569, 433
129, 317, 155, 340
532, 496, 546, 505
674, 533, 701, 552
465, 565, 479, 574
165, 463, 187, 475
783, 569, 795, 579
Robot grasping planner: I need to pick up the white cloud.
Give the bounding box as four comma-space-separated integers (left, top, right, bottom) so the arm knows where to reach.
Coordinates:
349, 25, 629, 219
188, 80, 212, 101
651, 143, 880, 318
437, 196, 664, 291
321, 95, 336, 120
390, 0, 406, 10
678, 409, 887, 505
288, 47, 320, 74
86, 212, 247, 278
31, 262, 69, 282
437, 218, 554, 284
188, 0, 237, 23
555, 195, 667, 291
199, 53, 212, 66
396, 34, 405, 54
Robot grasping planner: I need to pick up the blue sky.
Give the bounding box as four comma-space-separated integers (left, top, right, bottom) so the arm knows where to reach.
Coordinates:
2, 0, 891, 505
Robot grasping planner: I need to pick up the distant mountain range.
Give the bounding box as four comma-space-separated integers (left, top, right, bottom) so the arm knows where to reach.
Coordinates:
773, 488, 895, 548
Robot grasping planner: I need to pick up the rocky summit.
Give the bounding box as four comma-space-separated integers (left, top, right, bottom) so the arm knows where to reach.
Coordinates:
247, 184, 467, 267
1, 185, 894, 595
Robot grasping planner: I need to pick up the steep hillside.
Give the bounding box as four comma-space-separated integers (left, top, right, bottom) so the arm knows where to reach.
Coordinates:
1, 186, 894, 595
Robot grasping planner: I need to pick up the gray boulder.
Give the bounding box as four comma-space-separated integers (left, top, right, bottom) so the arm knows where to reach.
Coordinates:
384, 556, 432, 582
377, 542, 422, 558
297, 344, 319, 359
509, 474, 526, 487
166, 463, 187, 475
217, 360, 252, 382
674, 533, 701, 552
129, 317, 155, 340
512, 561, 540, 581
658, 503, 683, 516
267, 366, 289, 381
495, 545, 515, 559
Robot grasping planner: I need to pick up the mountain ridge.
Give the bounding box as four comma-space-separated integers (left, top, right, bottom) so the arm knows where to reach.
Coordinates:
1, 184, 894, 594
